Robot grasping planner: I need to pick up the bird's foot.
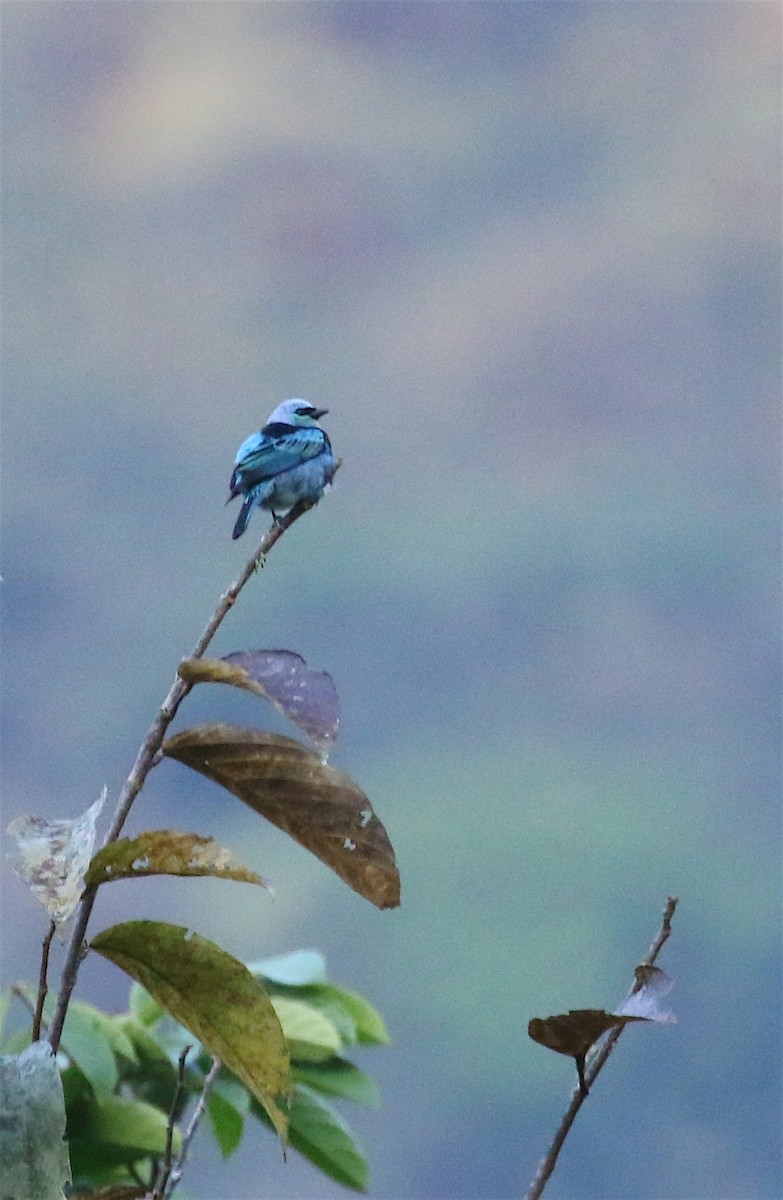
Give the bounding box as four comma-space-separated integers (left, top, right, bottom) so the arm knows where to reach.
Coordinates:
253, 552, 267, 573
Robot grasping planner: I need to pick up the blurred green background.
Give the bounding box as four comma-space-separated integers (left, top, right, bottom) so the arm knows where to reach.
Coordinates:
1, 3, 780, 1197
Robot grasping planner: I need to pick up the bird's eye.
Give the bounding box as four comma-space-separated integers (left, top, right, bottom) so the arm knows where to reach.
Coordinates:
298, 405, 316, 417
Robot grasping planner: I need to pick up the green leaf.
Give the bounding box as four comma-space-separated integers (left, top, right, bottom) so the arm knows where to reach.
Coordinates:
15, 988, 128, 1095
60, 1062, 92, 1108
250, 949, 327, 986
162, 725, 400, 909
91, 920, 290, 1142
288, 1084, 369, 1192
115, 1019, 181, 1111
202, 1067, 251, 1159
293, 1058, 381, 1107
22, 993, 119, 1097
296, 984, 390, 1046
60, 1003, 119, 1096
68, 1186, 147, 1200
127, 983, 164, 1026
207, 1087, 246, 1159
271, 996, 342, 1062
211, 1068, 252, 1114
0, 1042, 71, 1200
144, 1017, 202, 1064
68, 1171, 148, 1195
86, 830, 269, 891
89, 1011, 137, 1064
67, 1093, 178, 1172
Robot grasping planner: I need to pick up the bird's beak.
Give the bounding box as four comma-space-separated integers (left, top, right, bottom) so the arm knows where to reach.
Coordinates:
312, 407, 328, 419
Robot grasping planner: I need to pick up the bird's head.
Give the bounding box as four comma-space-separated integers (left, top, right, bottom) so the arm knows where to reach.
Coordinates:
267, 398, 328, 427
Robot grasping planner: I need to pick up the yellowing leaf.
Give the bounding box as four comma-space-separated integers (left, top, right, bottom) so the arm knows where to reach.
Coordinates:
85, 830, 270, 891
91, 920, 290, 1142
162, 725, 400, 910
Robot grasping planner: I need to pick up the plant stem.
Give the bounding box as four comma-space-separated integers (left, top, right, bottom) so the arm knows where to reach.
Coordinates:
524, 896, 679, 1200
47, 490, 336, 1054
32, 919, 57, 1042
160, 1057, 222, 1200
152, 1044, 191, 1200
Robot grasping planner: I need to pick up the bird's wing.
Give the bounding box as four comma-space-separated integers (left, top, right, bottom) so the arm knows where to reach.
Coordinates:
232, 424, 328, 488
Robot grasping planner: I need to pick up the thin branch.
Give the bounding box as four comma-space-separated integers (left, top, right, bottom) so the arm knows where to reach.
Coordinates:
159, 1057, 222, 1200
525, 896, 679, 1200
32, 919, 57, 1041
151, 1044, 192, 1200
48, 486, 338, 1054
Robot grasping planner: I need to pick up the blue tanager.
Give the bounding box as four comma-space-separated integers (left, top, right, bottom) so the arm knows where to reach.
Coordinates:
227, 399, 335, 539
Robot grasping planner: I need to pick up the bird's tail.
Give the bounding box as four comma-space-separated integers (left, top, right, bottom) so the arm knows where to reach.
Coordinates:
232, 495, 255, 540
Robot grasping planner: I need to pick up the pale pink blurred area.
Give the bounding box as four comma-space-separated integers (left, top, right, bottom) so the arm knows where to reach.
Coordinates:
2, 4, 780, 1198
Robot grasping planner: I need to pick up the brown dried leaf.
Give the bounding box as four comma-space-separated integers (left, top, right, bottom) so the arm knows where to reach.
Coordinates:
84, 830, 270, 891
162, 724, 400, 910
178, 651, 339, 756
528, 1008, 644, 1060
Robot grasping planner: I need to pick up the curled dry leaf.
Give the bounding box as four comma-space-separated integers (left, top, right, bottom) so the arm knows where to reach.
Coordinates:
616, 965, 677, 1023
6, 790, 106, 923
162, 724, 400, 910
85, 830, 271, 891
178, 651, 339, 756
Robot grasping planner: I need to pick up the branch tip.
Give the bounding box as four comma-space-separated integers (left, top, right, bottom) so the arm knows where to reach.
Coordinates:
524, 898, 680, 1200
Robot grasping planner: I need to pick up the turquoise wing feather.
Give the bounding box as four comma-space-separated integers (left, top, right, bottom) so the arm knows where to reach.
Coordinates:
231, 426, 328, 492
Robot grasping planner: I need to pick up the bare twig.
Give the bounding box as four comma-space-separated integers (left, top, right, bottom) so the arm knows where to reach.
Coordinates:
525, 896, 679, 1200
32, 919, 57, 1041
48, 486, 338, 1054
159, 1057, 222, 1200
151, 1045, 192, 1200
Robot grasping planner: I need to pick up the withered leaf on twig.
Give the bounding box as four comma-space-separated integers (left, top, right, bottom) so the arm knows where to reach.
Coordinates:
6, 790, 106, 924
528, 1009, 645, 1097
529, 968, 676, 1097
85, 830, 270, 891
528, 1008, 645, 1059
178, 651, 339, 756
616, 965, 677, 1023
162, 724, 400, 910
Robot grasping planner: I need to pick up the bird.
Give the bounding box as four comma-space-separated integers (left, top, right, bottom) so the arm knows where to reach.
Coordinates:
227, 399, 335, 539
